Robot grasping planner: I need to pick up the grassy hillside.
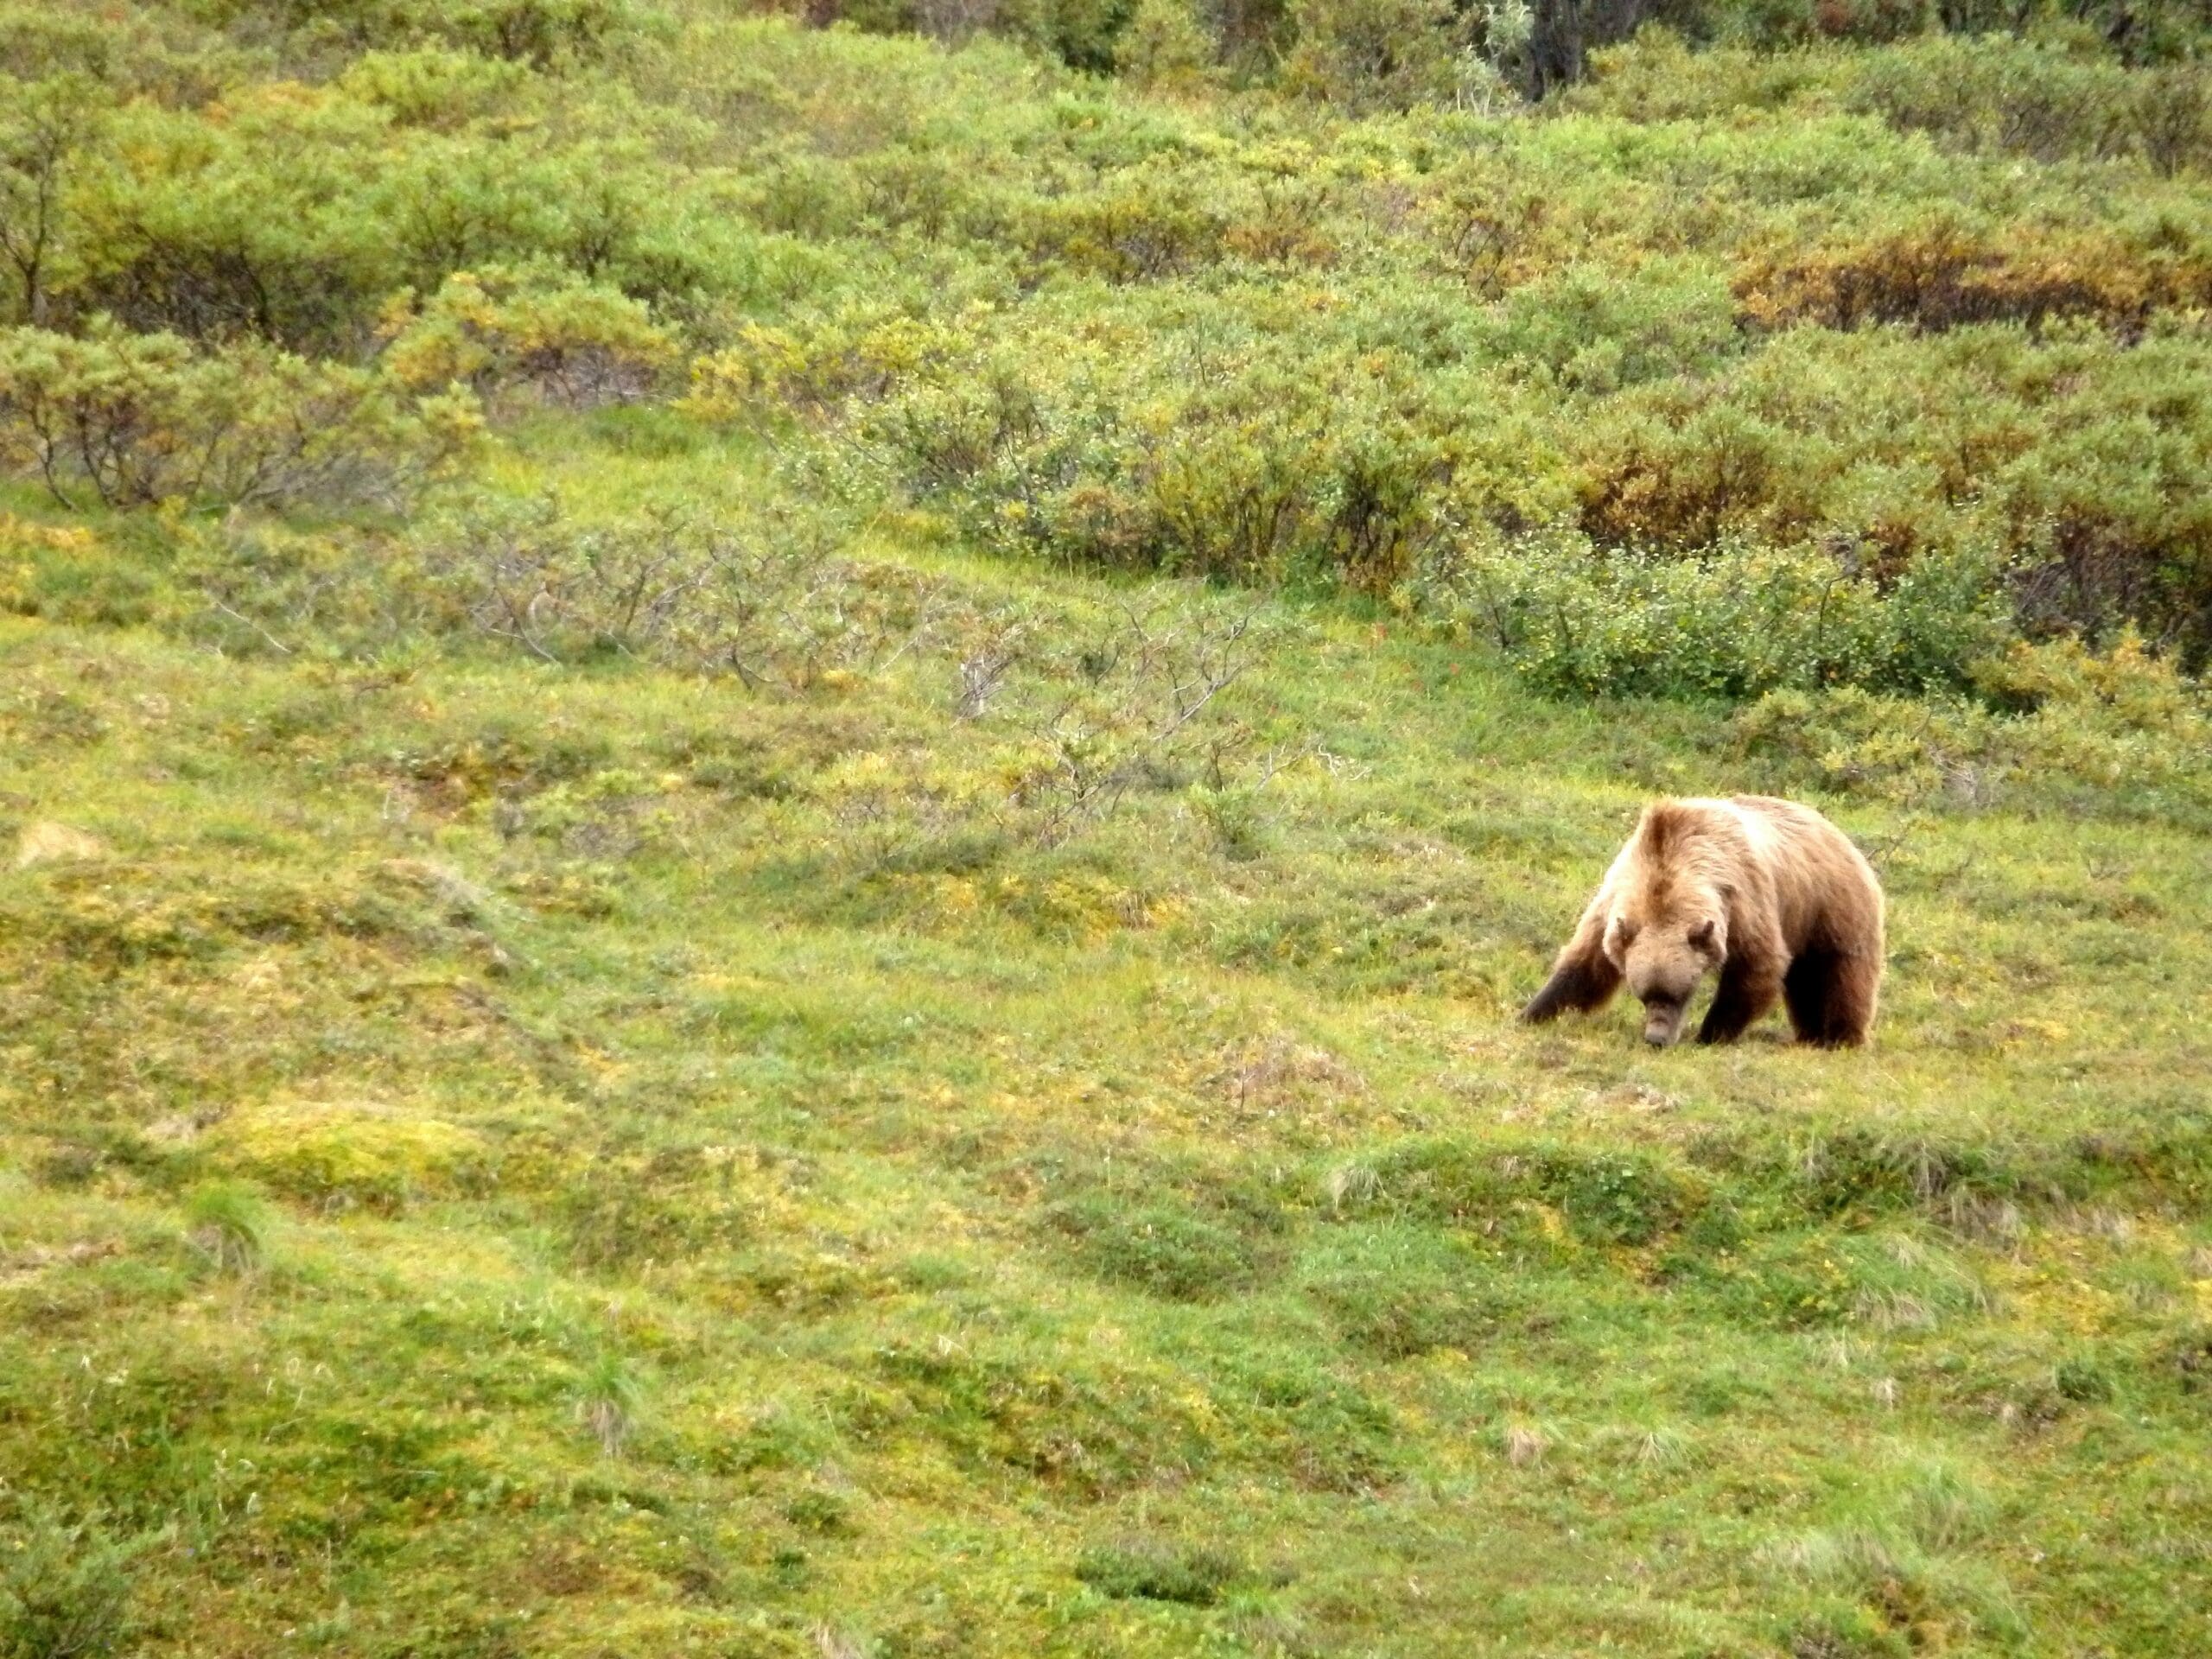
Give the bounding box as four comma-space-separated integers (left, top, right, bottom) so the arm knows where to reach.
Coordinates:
4, 4, 2212, 1657
7, 423, 2212, 1656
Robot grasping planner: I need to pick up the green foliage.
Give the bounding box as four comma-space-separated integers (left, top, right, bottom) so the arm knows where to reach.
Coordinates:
1281, 0, 1466, 111
0, 1504, 145, 1659
0, 73, 101, 330
382, 265, 678, 408
1423, 529, 2012, 699
1, 8, 2207, 679
1116, 0, 1215, 86
186, 0, 652, 67
1074, 1535, 1246, 1604
1580, 31, 2212, 167
0, 321, 477, 509
180, 1179, 270, 1274
1730, 634, 2212, 820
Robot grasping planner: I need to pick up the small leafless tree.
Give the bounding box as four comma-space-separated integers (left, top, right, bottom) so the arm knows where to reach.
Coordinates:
1004, 590, 1271, 845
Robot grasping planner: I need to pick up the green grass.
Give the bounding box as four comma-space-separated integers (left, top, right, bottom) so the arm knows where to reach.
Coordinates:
3, 423, 2209, 1657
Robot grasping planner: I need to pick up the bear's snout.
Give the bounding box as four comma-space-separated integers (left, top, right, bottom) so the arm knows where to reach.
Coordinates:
1641, 1000, 1688, 1047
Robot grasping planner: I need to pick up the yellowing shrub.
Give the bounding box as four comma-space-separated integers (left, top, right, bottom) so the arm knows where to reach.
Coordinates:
1733, 219, 2211, 334
381, 265, 678, 406
0, 321, 479, 508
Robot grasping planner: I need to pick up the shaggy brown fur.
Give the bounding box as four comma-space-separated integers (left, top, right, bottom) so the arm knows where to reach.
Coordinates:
1521, 796, 1885, 1047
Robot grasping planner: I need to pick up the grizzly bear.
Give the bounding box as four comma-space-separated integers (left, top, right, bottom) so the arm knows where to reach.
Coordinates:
1521, 796, 1885, 1048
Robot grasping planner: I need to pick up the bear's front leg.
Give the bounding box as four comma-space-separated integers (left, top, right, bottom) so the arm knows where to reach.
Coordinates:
1695, 958, 1781, 1045
1522, 896, 1623, 1023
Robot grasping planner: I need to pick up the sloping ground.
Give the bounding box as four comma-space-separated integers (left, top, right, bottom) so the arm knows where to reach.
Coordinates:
3, 434, 2209, 1658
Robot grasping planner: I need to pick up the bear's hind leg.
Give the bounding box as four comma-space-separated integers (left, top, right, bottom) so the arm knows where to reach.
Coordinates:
1785, 950, 1876, 1046
1783, 951, 1835, 1043
1816, 951, 1879, 1047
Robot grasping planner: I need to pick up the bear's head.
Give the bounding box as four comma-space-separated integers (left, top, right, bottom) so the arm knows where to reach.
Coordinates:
1605, 907, 1726, 1046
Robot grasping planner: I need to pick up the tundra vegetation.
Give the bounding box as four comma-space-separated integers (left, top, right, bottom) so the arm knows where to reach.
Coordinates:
2, 1, 2210, 1656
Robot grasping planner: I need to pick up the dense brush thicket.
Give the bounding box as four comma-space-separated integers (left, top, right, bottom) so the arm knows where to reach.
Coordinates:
791, 0, 2212, 98
1, 0, 2210, 709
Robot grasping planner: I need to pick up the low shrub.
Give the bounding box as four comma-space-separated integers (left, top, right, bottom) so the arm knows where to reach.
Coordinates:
0, 321, 478, 509
1420, 528, 2011, 700
683, 311, 970, 425
1075, 1535, 1245, 1604
846, 310, 1468, 590
380, 265, 678, 408
188, 0, 651, 67
1573, 34, 2212, 173
0, 1502, 148, 1659
406, 493, 950, 686
1733, 216, 2211, 334
1558, 324, 2212, 662
1279, 0, 1466, 112
1729, 633, 2212, 819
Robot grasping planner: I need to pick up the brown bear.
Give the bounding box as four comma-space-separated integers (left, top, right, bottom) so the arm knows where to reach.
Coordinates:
1521, 796, 1885, 1048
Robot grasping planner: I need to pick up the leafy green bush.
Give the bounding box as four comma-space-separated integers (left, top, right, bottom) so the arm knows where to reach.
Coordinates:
334, 44, 531, 127
0, 45, 736, 351
1560, 324, 2212, 662
6, 9, 2211, 702
838, 299, 1475, 590
1280, 0, 1465, 111
0, 321, 478, 508
0, 1503, 147, 1659
1729, 634, 2212, 820
1420, 528, 2011, 699
0, 73, 102, 329
684, 311, 969, 424
382, 264, 678, 407
1574, 33, 2212, 171
188, 0, 652, 67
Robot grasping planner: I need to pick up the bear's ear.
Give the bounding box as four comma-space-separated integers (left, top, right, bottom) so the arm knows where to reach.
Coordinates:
1688, 917, 1720, 956
1611, 915, 1641, 947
